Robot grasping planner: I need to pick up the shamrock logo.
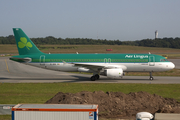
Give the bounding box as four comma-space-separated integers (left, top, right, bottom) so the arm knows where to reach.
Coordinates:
18, 37, 32, 50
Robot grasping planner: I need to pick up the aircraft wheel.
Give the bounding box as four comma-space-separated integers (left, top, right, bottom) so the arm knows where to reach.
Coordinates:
91, 76, 96, 81
149, 77, 154, 81
95, 74, 99, 80
149, 72, 153, 81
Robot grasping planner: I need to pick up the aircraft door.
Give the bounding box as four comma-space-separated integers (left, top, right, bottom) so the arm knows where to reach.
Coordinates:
149, 56, 155, 66
108, 58, 111, 63
104, 58, 111, 64
104, 58, 107, 63
40, 55, 46, 67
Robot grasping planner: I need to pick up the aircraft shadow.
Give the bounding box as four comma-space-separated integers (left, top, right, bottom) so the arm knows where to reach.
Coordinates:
0, 75, 152, 83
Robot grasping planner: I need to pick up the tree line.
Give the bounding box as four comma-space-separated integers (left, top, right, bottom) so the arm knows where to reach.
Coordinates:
0, 35, 180, 49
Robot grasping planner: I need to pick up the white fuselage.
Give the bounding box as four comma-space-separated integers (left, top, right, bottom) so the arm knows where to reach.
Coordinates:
26, 61, 175, 73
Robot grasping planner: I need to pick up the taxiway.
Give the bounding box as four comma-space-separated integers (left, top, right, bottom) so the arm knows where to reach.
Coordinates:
0, 57, 179, 84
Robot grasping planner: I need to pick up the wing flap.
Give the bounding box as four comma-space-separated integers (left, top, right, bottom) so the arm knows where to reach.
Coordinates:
72, 63, 127, 72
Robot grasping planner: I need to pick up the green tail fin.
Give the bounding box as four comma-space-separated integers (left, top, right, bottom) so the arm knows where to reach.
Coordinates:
13, 28, 44, 55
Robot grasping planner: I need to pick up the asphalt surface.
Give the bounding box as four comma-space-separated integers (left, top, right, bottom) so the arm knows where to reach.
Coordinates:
0, 57, 180, 84
0, 104, 14, 115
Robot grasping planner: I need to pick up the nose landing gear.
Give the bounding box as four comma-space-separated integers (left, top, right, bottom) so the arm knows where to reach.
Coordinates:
149, 72, 154, 80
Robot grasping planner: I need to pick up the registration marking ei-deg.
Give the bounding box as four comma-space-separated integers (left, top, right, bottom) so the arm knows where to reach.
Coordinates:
5, 59, 10, 73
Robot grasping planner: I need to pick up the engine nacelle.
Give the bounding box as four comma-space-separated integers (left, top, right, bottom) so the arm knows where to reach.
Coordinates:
104, 68, 123, 79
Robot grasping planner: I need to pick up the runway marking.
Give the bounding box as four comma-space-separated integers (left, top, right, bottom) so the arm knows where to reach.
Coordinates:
5, 59, 10, 73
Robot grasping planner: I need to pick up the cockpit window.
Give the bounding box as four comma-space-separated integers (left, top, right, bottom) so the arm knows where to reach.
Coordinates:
161, 59, 168, 62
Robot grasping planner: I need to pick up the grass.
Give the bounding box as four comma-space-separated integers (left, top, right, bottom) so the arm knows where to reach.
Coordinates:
37, 45, 180, 54
1, 44, 180, 58
1, 83, 180, 120
162, 54, 180, 59
0, 83, 180, 104
0, 115, 11, 120
0, 45, 18, 54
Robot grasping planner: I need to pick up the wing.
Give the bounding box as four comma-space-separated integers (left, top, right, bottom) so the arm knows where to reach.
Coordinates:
71, 63, 127, 73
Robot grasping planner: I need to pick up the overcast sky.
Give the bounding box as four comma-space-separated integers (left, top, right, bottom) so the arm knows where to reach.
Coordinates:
1, 0, 180, 41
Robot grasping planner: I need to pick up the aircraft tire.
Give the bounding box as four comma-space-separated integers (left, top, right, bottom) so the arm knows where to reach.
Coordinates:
149, 77, 154, 81
91, 76, 96, 81
95, 74, 99, 80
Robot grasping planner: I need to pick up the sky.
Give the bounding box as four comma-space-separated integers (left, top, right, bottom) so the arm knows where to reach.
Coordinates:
1, 0, 180, 41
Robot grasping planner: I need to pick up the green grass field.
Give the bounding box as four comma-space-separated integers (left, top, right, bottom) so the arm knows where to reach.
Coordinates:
0, 83, 180, 104
1, 44, 180, 58
1, 83, 180, 120
0, 115, 11, 120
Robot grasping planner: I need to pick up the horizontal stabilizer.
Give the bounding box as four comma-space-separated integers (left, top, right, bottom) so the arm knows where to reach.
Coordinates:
10, 57, 32, 63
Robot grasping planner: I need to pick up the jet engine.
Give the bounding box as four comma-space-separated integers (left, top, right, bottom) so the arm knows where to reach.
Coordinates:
101, 68, 123, 79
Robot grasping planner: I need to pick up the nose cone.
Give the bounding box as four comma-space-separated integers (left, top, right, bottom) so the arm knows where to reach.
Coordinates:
169, 62, 175, 69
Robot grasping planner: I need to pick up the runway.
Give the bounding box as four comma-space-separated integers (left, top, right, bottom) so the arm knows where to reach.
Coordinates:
0, 57, 180, 84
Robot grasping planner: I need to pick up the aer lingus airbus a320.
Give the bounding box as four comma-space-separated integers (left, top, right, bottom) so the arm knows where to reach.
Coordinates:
10, 28, 175, 81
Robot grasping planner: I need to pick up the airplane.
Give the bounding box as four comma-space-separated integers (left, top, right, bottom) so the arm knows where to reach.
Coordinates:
10, 28, 175, 81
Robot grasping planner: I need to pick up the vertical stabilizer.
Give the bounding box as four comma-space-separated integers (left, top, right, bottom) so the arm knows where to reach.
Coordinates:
13, 28, 44, 55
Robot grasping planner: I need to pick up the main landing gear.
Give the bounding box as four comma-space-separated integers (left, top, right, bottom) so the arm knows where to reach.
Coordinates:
149, 72, 154, 81
90, 74, 100, 81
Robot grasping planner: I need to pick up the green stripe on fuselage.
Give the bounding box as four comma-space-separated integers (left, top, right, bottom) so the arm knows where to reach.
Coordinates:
12, 53, 169, 63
